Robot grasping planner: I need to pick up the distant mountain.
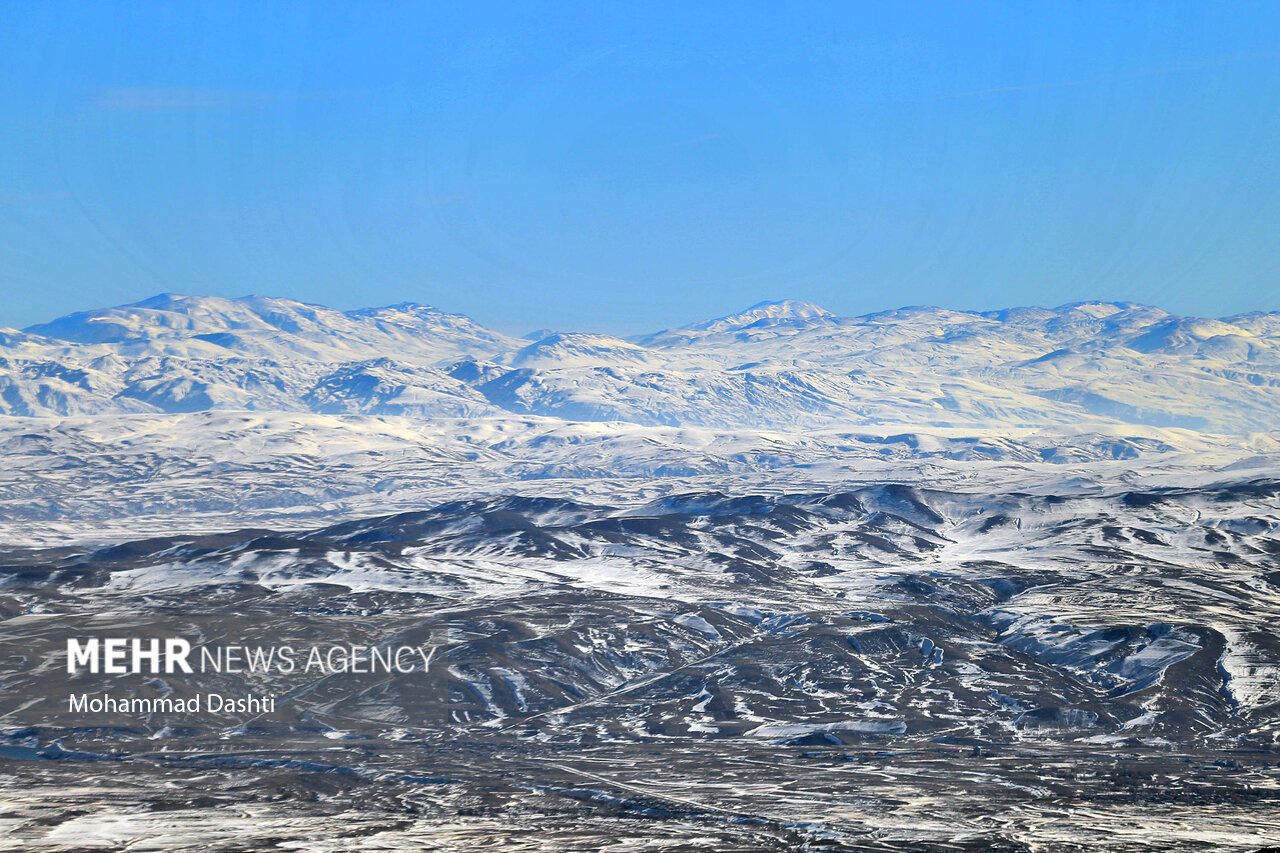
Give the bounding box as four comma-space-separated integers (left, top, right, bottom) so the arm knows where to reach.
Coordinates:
682, 299, 834, 332
2, 293, 1279, 432
23, 294, 521, 362
509, 333, 655, 368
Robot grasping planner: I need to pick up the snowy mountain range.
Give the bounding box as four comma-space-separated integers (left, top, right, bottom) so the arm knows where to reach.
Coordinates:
4, 294, 1280, 850
3, 294, 1279, 433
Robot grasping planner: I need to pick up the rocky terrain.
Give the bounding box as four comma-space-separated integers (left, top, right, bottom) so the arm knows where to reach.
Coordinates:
0, 295, 1278, 850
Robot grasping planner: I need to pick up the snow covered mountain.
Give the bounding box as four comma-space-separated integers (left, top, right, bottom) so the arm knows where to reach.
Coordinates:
3, 290, 1277, 547
25, 293, 523, 363
3, 294, 1279, 433
672, 298, 835, 334
3, 293, 1280, 850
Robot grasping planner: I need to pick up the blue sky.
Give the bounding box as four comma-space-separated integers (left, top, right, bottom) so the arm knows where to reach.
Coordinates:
2, 2, 1279, 333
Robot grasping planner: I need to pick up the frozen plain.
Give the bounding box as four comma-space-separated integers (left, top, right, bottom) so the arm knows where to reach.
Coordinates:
0, 296, 1278, 851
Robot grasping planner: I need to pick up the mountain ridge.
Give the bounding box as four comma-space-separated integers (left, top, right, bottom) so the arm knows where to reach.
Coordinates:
19, 291, 1280, 344
3, 293, 1279, 432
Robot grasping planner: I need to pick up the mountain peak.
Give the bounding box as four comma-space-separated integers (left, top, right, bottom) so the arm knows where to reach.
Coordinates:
1056, 301, 1144, 319
511, 332, 651, 367
684, 299, 834, 333
132, 292, 190, 307
348, 302, 448, 321
360, 301, 441, 313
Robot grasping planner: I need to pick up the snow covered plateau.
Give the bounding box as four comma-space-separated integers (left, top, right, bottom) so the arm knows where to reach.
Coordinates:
1, 294, 1279, 851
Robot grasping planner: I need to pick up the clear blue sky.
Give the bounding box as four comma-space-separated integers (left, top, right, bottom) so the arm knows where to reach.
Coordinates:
2, 2, 1279, 333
